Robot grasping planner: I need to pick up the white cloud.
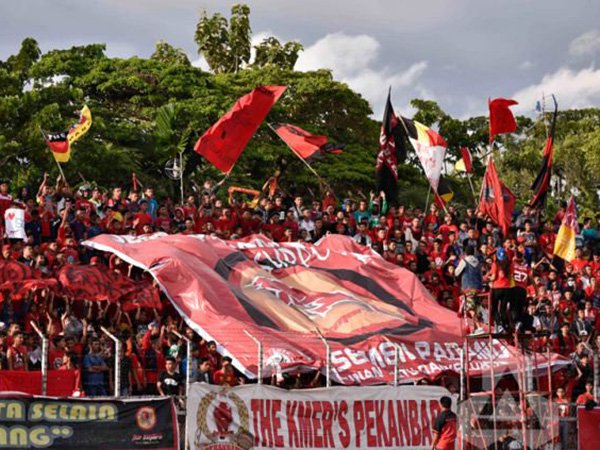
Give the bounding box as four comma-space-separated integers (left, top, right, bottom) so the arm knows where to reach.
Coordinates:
512, 66, 600, 114
569, 29, 600, 57
191, 55, 210, 71
295, 33, 429, 117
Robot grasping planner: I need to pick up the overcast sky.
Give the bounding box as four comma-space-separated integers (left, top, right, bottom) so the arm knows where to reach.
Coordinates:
1, 0, 599, 118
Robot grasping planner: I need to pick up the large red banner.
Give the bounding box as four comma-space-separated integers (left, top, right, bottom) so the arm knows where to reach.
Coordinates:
84, 233, 565, 384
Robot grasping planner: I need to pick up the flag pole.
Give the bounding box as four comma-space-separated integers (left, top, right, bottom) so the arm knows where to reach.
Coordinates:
424, 185, 431, 213
266, 122, 328, 186
466, 172, 477, 207
179, 150, 184, 205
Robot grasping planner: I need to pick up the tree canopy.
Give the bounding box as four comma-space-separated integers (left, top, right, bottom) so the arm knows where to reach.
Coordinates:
1, 4, 599, 214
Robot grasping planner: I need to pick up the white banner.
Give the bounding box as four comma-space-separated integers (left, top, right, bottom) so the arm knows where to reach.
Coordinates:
187, 383, 455, 450
4, 208, 26, 240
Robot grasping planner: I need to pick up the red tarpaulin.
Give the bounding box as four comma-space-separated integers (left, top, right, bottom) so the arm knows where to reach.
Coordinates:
84, 233, 567, 385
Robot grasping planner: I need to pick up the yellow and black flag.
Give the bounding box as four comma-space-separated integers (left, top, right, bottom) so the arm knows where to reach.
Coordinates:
434, 175, 454, 208
44, 105, 92, 163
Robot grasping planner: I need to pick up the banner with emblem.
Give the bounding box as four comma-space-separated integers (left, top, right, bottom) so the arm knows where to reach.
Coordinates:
187, 383, 454, 450
0, 395, 178, 450
84, 233, 567, 385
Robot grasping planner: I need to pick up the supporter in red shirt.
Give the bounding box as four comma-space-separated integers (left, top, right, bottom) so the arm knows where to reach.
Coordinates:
155, 206, 172, 232
571, 248, 588, 274
134, 200, 153, 233
552, 324, 576, 356
7, 332, 28, 370
432, 396, 457, 450
106, 187, 126, 209
183, 195, 197, 219
48, 336, 67, 370
576, 381, 595, 405
213, 358, 238, 386
262, 213, 285, 242
438, 214, 459, 243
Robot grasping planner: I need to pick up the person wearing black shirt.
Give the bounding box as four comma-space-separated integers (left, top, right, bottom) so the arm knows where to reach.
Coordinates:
195, 357, 214, 384
157, 357, 183, 397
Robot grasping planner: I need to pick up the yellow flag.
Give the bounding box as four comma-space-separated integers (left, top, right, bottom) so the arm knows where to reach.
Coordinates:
553, 196, 578, 261
67, 105, 92, 146
454, 158, 466, 172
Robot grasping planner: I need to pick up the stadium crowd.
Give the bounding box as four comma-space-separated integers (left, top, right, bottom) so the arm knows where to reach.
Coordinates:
0, 173, 598, 407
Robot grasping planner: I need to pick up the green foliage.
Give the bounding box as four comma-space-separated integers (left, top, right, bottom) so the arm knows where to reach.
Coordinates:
194, 5, 251, 73
253, 37, 303, 70
151, 41, 190, 66
1, 5, 599, 213
195, 4, 303, 73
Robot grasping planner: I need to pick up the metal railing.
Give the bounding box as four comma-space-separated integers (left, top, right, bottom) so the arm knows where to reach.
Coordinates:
29, 321, 48, 396
101, 326, 120, 397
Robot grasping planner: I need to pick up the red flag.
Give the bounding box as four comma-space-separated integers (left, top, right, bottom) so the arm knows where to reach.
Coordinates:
478, 157, 515, 235
194, 85, 287, 173
272, 123, 328, 159
460, 146, 473, 173
489, 98, 518, 143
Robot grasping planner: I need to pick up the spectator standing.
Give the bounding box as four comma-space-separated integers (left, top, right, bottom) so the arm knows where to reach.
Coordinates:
431, 396, 457, 450
83, 338, 109, 396
157, 356, 183, 397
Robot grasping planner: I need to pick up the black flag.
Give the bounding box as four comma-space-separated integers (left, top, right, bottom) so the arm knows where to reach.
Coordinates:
376, 89, 405, 204
530, 95, 558, 209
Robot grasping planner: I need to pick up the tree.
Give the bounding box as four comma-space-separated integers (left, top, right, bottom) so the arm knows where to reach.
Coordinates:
194, 4, 251, 73
6, 38, 41, 84
194, 4, 303, 73
151, 41, 190, 66
253, 37, 304, 70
